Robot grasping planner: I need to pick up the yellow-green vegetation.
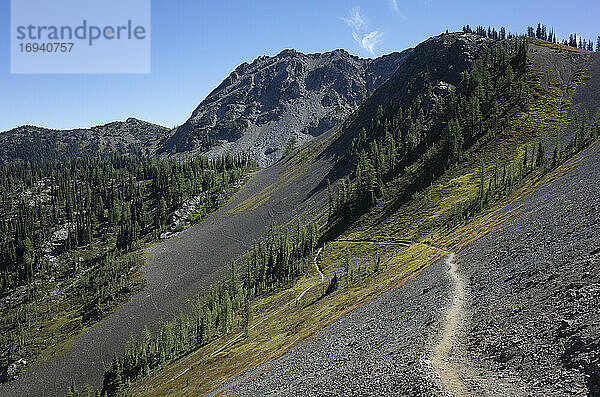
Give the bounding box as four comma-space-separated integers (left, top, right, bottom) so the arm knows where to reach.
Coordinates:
0, 155, 256, 381
112, 53, 598, 397
123, 137, 600, 397
0, 249, 146, 375
347, 68, 590, 244
125, 242, 442, 397
279, 128, 339, 182
511, 70, 586, 140
34, 270, 146, 369
225, 182, 278, 215
527, 37, 593, 53
437, 139, 600, 257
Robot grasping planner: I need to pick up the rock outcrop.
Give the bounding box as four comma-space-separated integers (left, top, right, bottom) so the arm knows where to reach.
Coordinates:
160, 49, 410, 166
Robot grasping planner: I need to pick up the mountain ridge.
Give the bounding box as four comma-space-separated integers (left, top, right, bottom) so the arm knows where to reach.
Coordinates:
0, 117, 169, 161
158, 48, 411, 165
1, 49, 410, 167
1, 27, 599, 397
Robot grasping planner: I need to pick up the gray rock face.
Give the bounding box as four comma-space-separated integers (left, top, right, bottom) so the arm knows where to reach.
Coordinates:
160, 49, 410, 166
7, 359, 27, 378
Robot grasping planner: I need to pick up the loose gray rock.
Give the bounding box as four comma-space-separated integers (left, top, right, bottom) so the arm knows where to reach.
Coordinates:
160, 49, 410, 166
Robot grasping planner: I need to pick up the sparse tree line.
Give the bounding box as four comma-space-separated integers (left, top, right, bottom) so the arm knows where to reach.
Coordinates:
328, 29, 597, 235
100, 221, 318, 396
340, 249, 382, 290
329, 39, 530, 223
462, 23, 599, 52
0, 153, 254, 380
0, 153, 254, 295
447, 102, 600, 229
28, 24, 600, 396
0, 251, 144, 369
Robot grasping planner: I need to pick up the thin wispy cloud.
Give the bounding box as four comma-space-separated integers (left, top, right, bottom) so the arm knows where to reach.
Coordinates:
388, 0, 408, 20
342, 7, 382, 55
353, 31, 384, 55
342, 7, 367, 32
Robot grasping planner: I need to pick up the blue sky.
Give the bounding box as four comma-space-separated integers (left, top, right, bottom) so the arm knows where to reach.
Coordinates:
1, 0, 598, 131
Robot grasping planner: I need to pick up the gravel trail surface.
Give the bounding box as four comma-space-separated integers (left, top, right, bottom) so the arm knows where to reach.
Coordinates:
455, 143, 600, 396
432, 253, 473, 397
212, 139, 600, 397
4, 49, 598, 397
210, 256, 452, 396
210, 53, 600, 394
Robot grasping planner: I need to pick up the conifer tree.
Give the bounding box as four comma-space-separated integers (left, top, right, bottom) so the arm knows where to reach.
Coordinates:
344, 250, 351, 286
536, 141, 545, 167
553, 133, 561, 167
478, 160, 485, 206
242, 299, 252, 337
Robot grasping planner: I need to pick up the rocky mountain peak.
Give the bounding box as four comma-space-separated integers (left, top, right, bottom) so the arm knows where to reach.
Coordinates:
160, 48, 410, 166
